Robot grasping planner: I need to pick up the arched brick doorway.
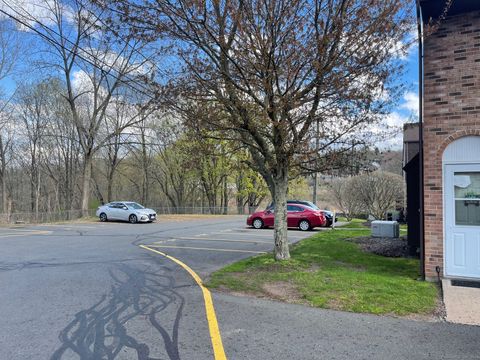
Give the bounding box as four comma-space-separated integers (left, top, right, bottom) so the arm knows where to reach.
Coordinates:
443, 136, 480, 279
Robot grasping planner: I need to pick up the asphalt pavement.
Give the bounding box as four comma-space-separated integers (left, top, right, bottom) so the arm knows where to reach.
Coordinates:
1, 215, 479, 360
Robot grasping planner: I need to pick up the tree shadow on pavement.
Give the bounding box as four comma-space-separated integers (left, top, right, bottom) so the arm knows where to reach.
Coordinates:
50, 263, 185, 360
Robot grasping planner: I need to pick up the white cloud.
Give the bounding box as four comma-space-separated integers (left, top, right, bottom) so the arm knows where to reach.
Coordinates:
374, 112, 410, 149
400, 91, 419, 116
388, 37, 410, 61
374, 91, 420, 150
0, 0, 75, 32
71, 69, 92, 93
403, 29, 419, 60
0, 0, 56, 31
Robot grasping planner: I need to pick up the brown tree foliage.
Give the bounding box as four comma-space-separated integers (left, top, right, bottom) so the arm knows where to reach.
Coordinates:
98, 0, 412, 259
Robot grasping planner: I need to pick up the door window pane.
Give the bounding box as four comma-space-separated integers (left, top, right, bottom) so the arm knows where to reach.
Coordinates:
454, 172, 480, 226
454, 172, 480, 199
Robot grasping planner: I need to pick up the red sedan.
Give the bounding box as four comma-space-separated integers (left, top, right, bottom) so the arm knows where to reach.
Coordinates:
247, 204, 326, 231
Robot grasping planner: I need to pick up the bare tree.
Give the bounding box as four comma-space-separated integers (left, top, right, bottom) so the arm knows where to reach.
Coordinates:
128, 114, 157, 205
0, 105, 16, 214
99, 94, 153, 203
17, 82, 52, 215
41, 79, 82, 213
0, 20, 21, 214
105, 0, 411, 259
330, 177, 362, 221
2, 0, 157, 215
351, 171, 404, 220
0, 20, 20, 83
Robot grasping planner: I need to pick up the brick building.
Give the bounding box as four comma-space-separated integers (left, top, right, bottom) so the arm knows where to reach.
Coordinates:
409, 1, 480, 280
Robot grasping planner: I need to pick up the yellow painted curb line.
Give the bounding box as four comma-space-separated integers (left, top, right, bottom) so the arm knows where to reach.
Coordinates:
139, 244, 227, 360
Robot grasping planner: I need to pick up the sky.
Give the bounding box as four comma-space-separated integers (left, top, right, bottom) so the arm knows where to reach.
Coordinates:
383, 43, 420, 149
0, 0, 420, 150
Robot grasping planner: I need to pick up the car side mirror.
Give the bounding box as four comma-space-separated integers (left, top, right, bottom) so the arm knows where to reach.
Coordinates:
123, 206, 128, 210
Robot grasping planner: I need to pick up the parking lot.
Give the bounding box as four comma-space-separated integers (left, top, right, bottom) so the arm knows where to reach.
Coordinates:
0, 216, 315, 359
1, 216, 480, 360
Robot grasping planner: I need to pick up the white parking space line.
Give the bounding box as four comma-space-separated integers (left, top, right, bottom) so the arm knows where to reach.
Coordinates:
148, 244, 268, 254
5, 228, 50, 232
0, 230, 51, 238
219, 228, 266, 233
58, 225, 97, 229
34, 224, 100, 229
208, 231, 305, 239
227, 227, 329, 234
222, 228, 314, 234
154, 237, 271, 245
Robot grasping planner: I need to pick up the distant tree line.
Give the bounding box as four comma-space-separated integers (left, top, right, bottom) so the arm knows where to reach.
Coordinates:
0, 0, 411, 260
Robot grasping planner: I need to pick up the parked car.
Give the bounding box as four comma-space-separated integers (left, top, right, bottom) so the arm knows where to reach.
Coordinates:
322, 210, 335, 227
247, 203, 326, 231
266, 200, 336, 227
96, 202, 157, 223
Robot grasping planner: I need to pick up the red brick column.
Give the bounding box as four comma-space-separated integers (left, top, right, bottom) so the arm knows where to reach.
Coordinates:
423, 12, 480, 279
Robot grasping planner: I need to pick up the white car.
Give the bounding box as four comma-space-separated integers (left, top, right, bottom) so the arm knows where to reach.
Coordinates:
96, 202, 157, 223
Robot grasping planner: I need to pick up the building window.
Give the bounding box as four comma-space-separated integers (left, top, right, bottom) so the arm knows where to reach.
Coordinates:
454, 172, 480, 226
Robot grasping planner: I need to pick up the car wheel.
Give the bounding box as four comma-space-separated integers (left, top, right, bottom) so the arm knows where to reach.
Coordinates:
129, 214, 138, 224
299, 219, 311, 231
252, 218, 264, 229
99, 213, 107, 222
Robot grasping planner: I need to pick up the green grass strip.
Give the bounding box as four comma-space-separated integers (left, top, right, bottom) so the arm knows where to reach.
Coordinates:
207, 229, 437, 316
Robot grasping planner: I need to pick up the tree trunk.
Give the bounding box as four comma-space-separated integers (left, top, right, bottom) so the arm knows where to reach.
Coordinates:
236, 195, 244, 215
35, 169, 41, 216
107, 165, 114, 203
140, 129, 149, 205
312, 119, 319, 204
0, 135, 7, 214
30, 155, 36, 214
223, 176, 228, 215
142, 164, 149, 205
81, 155, 92, 217
236, 173, 245, 214
1, 173, 7, 214
272, 168, 290, 261
312, 172, 318, 204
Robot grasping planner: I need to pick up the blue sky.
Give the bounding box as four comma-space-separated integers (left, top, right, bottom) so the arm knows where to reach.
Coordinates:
0, 0, 420, 150
382, 41, 420, 149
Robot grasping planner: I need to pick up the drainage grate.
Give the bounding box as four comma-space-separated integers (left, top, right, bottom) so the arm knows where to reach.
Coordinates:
451, 279, 480, 289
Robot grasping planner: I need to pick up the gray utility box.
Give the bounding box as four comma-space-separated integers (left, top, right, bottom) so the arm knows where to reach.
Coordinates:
371, 220, 400, 238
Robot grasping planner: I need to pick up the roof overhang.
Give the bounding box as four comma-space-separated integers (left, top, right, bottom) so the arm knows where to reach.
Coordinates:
420, 0, 480, 24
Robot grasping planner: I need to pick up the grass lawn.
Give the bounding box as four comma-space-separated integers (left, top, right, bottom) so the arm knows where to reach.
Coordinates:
335, 218, 367, 228
336, 218, 408, 234
207, 229, 438, 316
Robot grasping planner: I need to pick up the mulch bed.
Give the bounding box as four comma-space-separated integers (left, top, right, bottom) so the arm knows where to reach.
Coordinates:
346, 235, 411, 258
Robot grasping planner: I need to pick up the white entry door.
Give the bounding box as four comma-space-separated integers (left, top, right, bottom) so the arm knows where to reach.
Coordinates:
444, 164, 480, 278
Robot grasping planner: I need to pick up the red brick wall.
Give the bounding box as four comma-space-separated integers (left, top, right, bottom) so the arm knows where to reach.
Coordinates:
423, 11, 480, 279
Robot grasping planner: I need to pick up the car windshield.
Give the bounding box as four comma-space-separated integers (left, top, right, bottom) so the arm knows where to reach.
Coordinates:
267, 201, 320, 211
125, 202, 145, 209
303, 202, 320, 210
